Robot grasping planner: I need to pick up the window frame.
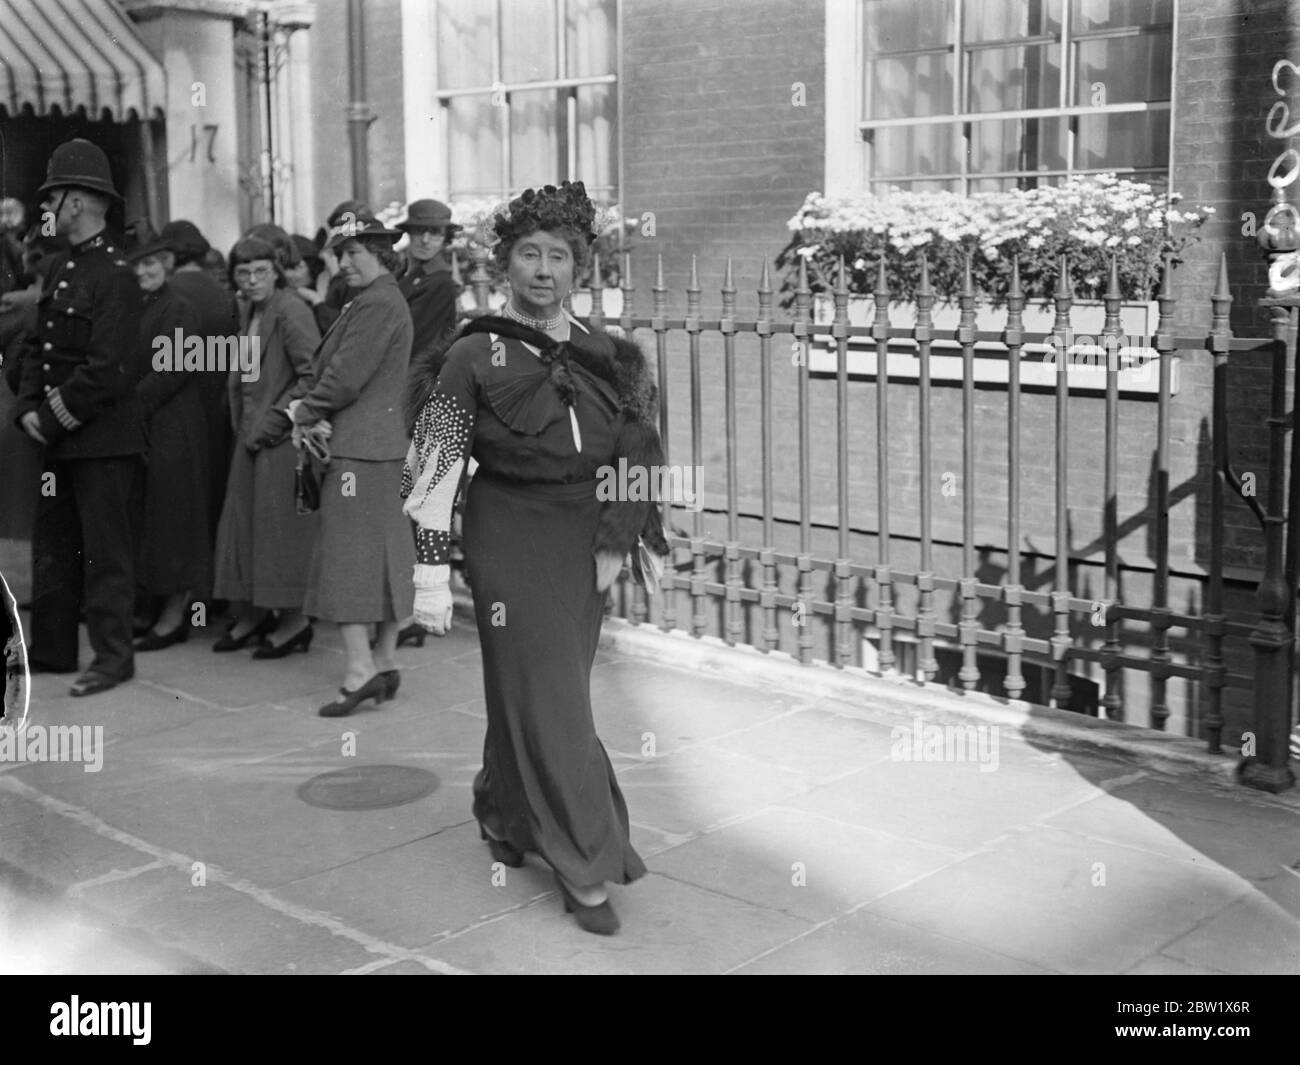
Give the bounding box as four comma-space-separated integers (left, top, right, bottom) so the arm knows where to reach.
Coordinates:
421, 0, 620, 205
827, 0, 1178, 196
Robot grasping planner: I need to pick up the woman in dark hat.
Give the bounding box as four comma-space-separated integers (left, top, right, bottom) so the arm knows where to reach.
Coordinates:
288, 212, 415, 715
211, 234, 321, 655
397, 199, 462, 364
403, 181, 668, 935
309, 200, 371, 333
125, 224, 212, 649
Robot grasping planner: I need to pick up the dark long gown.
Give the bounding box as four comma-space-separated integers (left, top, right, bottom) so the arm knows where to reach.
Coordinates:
135, 284, 212, 596
404, 318, 646, 888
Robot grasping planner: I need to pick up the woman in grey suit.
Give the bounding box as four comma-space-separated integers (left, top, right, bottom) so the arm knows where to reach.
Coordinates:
288, 213, 415, 716
212, 235, 322, 654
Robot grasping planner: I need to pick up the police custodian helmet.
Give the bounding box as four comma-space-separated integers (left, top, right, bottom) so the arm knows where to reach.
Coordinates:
36, 138, 122, 201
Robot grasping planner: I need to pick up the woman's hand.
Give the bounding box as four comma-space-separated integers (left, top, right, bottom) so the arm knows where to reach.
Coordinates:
594, 550, 625, 592
413, 564, 453, 635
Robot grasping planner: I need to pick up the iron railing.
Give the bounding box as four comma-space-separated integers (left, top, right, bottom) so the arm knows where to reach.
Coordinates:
462, 245, 1295, 787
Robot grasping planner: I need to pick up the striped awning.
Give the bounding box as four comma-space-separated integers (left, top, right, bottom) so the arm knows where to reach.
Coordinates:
0, 0, 166, 121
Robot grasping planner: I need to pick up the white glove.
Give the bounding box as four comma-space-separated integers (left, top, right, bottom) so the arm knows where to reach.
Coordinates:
413, 564, 453, 635
594, 550, 625, 592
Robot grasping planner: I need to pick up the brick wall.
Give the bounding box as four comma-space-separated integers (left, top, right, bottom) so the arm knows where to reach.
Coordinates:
620, 0, 825, 315
1170, 0, 1300, 588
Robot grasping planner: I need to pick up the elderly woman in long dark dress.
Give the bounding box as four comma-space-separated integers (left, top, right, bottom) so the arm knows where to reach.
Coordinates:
403, 181, 668, 935
212, 235, 321, 654
289, 213, 415, 716
126, 225, 211, 649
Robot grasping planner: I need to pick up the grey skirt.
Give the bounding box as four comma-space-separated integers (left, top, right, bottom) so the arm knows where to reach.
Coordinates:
213, 439, 317, 609
303, 456, 415, 623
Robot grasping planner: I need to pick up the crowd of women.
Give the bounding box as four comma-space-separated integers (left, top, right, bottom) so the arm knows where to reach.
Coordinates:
2, 197, 462, 714
2, 180, 670, 933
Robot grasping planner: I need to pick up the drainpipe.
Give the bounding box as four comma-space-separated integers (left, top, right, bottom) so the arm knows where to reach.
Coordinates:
346, 0, 372, 204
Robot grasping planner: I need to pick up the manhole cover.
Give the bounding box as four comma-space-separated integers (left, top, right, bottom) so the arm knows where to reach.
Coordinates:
297, 765, 439, 811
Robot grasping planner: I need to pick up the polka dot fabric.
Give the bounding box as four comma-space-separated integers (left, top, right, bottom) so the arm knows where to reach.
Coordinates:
401, 390, 472, 566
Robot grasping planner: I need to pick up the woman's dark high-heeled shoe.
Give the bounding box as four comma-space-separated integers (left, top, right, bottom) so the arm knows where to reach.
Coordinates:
251, 623, 313, 659
318, 673, 390, 717
212, 612, 276, 653
379, 669, 400, 700
553, 873, 619, 935
479, 824, 524, 867
395, 623, 426, 648
134, 617, 191, 652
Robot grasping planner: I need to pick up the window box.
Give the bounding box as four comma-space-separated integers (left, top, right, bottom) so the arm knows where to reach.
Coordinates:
809, 295, 1175, 397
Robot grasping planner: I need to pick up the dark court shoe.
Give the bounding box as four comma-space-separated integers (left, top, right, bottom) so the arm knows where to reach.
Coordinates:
134, 618, 190, 652
379, 669, 400, 700
212, 612, 276, 653
479, 824, 524, 868
395, 623, 426, 648
554, 873, 619, 935
318, 673, 389, 717
251, 623, 314, 659
69, 670, 129, 698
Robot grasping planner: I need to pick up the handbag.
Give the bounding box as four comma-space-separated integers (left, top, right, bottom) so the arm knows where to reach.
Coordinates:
293, 431, 330, 515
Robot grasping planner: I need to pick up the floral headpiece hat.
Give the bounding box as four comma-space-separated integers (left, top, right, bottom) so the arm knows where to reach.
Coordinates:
477, 180, 600, 252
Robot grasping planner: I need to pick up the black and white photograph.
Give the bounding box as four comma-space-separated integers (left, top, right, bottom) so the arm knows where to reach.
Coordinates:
0, 0, 1297, 1006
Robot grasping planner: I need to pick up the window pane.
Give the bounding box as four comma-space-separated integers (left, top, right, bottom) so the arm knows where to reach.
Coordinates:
447, 96, 503, 197
970, 116, 1067, 173
1072, 0, 1172, 32
964, 0, 1062, 42
867, 0, 953, 51
510, 88, 561, 191
1074, 36, 1171, 105
1075, 110, 1170, 170
575, 83, 617, 201
968, 44, 1060, 111
868, 53, 954, 118
501, 0, 558, 83
566, 0, 616, 77
437, 0, 494, 90
871, 124, 958, 178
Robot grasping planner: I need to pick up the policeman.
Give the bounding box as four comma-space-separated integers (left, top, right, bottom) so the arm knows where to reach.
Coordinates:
15, 139, 147, 696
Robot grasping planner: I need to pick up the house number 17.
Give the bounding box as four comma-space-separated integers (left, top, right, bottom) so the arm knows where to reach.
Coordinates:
189, 124, 219, 164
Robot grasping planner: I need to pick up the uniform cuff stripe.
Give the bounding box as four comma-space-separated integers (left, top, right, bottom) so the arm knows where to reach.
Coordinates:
48, 389, 82, 431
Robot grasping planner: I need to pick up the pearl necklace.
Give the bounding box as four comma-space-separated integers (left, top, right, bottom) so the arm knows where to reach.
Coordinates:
503, 300, 565, 332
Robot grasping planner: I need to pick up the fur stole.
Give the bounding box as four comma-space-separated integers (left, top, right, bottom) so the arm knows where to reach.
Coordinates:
406, 315, 670, 561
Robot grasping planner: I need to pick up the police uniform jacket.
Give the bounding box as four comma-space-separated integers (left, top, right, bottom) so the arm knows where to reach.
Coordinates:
14, 230, 146, 458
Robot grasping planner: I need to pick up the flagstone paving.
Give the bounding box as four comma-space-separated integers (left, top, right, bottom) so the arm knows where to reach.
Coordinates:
1, 605, 1297, 975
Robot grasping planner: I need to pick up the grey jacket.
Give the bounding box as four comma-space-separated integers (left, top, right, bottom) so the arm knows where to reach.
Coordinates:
294, 272, 414, 461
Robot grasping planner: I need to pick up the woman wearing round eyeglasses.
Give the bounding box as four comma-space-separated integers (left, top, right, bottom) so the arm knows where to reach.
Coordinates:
211, 235, 322, 655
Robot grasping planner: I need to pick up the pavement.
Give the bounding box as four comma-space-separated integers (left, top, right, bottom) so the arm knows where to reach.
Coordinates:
1, 598, 1298, 976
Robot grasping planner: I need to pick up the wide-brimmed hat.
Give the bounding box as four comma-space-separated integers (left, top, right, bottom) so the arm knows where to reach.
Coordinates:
122, 221, 171, 263
397, 199, 460, 233
324, 212, 402, 251
161, 219, 210, 262
37, 138, 122, 201
327, 200, 370, 228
